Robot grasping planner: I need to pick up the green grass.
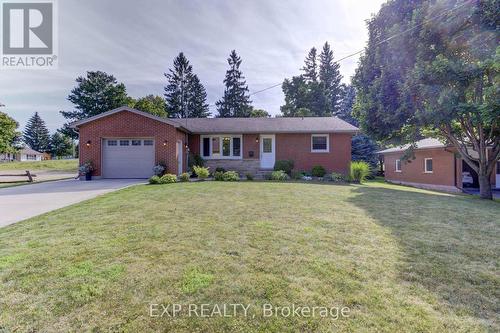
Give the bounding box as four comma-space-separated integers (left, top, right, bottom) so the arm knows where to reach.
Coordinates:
0, 159, 78, 172
0, 181, 498, 332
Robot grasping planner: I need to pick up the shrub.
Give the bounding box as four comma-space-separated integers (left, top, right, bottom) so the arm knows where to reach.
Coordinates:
270, 170, 289, 181
350, 161, 371, 184
215, 167, 226, 173
214, 171, 224, 181
159, 173, 177, 184
291, 171, 306, 180
245, 173, 254, 181
152, 163, 166, 176
274, 160, 294, 175
192, 166, 209, 179
179, 172, 190, 182
311, 165, 326, 177
330, 172, 346, 183
188, 153, 205, 168
223, 171, 239, 181
148, 175, 161, 184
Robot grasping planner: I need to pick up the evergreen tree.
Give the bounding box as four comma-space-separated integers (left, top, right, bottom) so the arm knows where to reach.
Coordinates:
59, 71, 129, 139
216, 50, 252, 117
336, 84, 358, 126
23, 112, 50, 152
165, 52, 193, 118
187, 74, 210, 118
280, 76, 309, 117
49, 132, 73, 158
302, 47, 318, 82
165, 53, 210, 118
319, 42, 343, 114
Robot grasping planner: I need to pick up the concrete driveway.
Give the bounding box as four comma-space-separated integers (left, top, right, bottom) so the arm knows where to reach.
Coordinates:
0, 179, 145, 227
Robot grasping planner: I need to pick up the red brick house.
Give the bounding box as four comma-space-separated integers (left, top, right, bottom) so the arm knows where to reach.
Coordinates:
378, 138, 499, 192
71, 106, 358, 178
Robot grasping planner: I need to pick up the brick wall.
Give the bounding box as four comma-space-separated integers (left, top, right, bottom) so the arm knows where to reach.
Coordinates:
383, 148, 458, 187
276, 133, 352, 174
78, 111, 187, 176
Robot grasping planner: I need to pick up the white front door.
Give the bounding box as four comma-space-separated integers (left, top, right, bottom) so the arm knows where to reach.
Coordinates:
177, 140, 183, 175
260, 134, 275, 169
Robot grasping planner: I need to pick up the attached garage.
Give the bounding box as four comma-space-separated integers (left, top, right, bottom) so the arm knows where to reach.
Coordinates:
102, 138, 155, 178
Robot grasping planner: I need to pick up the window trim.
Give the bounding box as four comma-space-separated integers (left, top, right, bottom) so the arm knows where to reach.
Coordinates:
424, 158, 433, 173
311, 134, 330, 153
200, 134, 243, 160
395, 159, 402, 172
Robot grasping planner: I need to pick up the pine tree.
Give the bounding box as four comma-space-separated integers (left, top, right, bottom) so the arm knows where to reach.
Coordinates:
187, 74, 210, 118
302, 47, 318, 82
165, 53, 193, 118
23, 112, 50, 152
319, 42, 343, 114
49, 132, 73, 158
216, 50, 252, 117
336, 84, 358, 126
165, 53, 210, 118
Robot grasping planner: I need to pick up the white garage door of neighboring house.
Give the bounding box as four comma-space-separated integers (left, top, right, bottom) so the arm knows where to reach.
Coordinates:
102, 138, 155, 178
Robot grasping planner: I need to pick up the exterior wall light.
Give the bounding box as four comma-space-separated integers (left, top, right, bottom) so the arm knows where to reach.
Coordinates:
255, 136, 259, 143
163, 140, 168, 146
86, 140, 91, 147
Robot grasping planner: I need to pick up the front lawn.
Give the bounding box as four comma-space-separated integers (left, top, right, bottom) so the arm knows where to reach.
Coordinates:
0, 182, 498, 332
0, 159, 78, 172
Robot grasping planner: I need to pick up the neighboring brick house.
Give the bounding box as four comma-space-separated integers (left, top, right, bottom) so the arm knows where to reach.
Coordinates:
71, 106, 358, 179
378, 138, 499, 192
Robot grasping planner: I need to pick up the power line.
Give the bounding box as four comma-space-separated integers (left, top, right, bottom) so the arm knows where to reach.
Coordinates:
241, 0, 473, 98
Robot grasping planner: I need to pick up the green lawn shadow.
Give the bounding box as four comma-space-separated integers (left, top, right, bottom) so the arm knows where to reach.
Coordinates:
346, 183, 500, 330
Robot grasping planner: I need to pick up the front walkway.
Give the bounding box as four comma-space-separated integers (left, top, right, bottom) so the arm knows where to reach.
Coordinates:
0, 179, 144, 227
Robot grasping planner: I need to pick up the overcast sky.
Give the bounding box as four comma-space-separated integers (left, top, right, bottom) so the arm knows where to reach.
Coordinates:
0, 0, 385, 132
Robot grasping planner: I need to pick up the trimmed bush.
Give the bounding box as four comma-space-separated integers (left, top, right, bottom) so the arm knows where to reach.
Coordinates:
179, 172, 190, 182
152, 164, 166, 176
214, 171, 224, 181
330, 172, 346, 183
215, 167, 226, 173
350, 161, 371, 184
245, 173, 254, 181
273, 160, 294, 175
311, 165, 326, 177
159, 173, 177, 184
270, 170, 289, 181
223, 171, 239, 181
148, 175, 161, 184
192, 166, 210, 179
188, 153, 205, 168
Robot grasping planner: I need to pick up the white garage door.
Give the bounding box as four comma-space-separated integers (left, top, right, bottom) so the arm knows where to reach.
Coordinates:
102, 138, 155, 178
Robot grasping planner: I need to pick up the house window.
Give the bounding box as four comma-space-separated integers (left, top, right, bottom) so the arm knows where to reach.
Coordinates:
144, 140, 153, 146
395, 159, 402, 172
212, 137, 220, 155
222, 137, 231, 156
200, 135, 243, 159
131, 140, 141, 146
311, 134, 329, 152
120, 140, 129, 146
203, 137, 210, 157
233, 137, 241, 157
424, 158, 433, 173
263, 138, 272, 153
107, 140, 117, 146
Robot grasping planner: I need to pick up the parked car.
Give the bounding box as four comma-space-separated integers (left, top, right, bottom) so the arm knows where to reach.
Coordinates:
462, 171, 474, 187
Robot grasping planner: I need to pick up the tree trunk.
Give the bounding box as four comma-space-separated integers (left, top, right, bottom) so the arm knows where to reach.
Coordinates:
478, 173, 492, 200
